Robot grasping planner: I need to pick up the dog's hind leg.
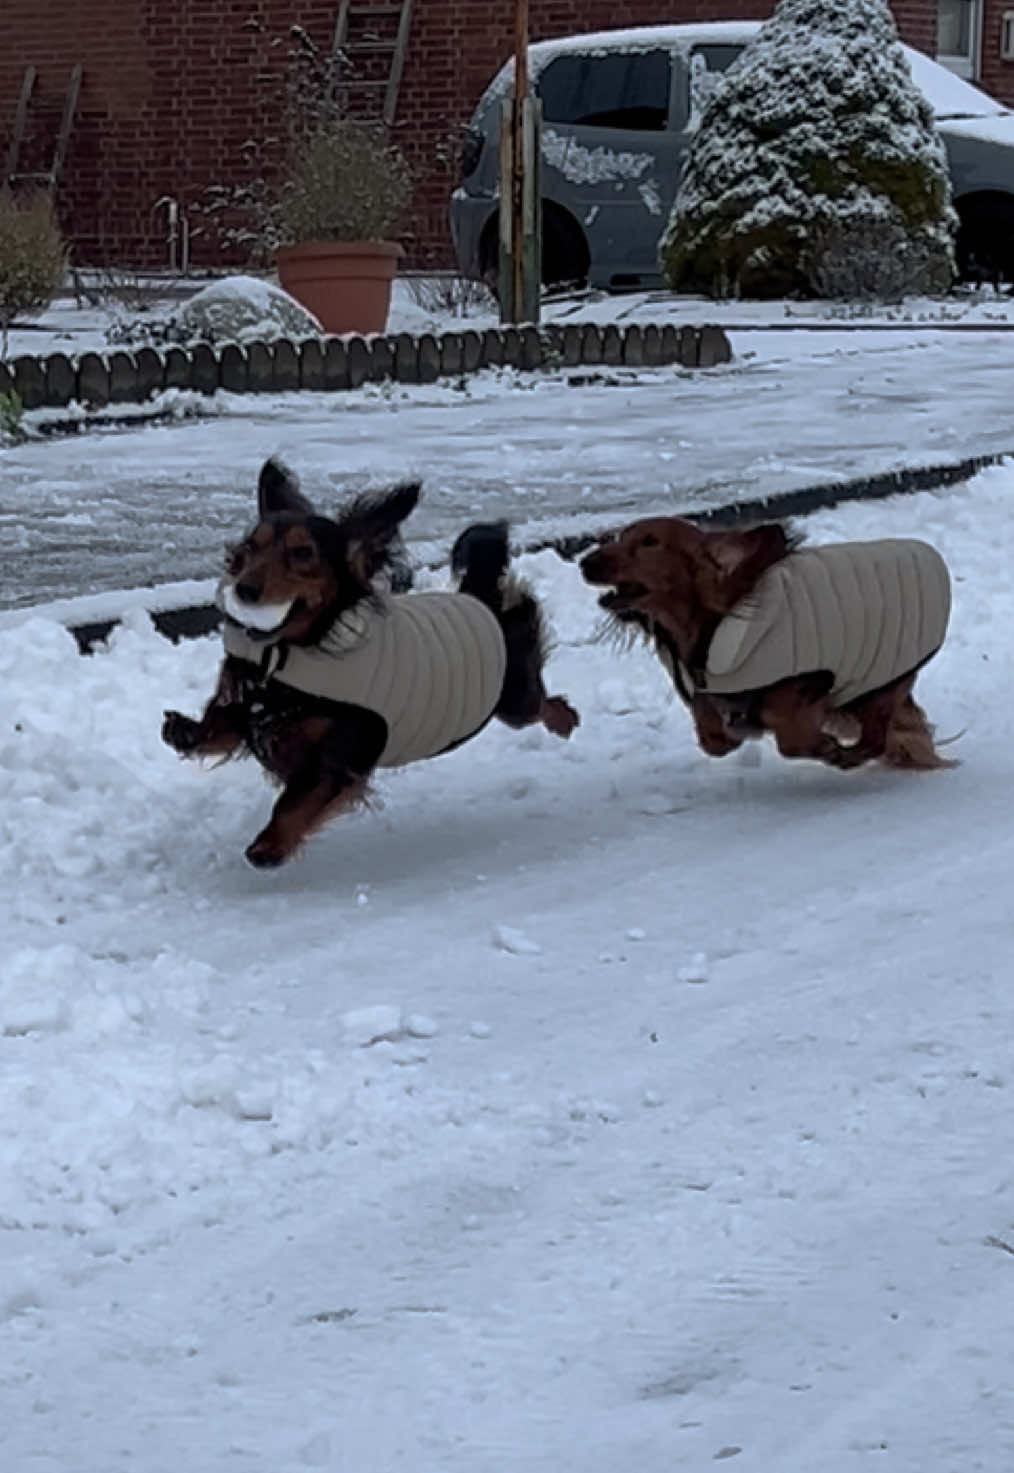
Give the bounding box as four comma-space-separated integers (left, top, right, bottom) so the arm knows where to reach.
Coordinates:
883, 686, 954, 770
800, 676, 952, 771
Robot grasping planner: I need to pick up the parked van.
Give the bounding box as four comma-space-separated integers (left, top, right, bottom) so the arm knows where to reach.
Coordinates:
450, 20, 1014, 291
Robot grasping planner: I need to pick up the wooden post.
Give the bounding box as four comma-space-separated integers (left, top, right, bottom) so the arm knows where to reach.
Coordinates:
498, 97, 513, 317
512, 0, 528, 318
498, 0, 540, 324
521, 91, 542, 323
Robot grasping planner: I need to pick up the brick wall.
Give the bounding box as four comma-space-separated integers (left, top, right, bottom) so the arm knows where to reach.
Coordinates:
979, 0, 1014, 102
0, 1, 343, 265
1, 0, 1006, 270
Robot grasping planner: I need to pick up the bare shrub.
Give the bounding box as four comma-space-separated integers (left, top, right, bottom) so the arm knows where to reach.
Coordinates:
0, 191, 67, 352
72, 265, 163, 314
198, 25, 412, 257
273, 120, 411, 245
404, 274, 496, 318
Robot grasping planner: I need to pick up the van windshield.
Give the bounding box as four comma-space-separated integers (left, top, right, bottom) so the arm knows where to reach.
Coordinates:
538, 49, 671, 131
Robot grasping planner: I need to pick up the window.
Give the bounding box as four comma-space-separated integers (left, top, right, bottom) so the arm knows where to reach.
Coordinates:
1003, 10, 1014, 61
538, 50, 671, 131
937, 0, 982, 78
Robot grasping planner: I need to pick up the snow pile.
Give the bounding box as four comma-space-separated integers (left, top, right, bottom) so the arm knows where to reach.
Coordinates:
662, 0, 957, 299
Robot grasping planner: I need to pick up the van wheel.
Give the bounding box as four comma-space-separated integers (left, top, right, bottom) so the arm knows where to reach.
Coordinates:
955, 194, 1014, 287
479, 205, 591, 293
542, 205, 590, 291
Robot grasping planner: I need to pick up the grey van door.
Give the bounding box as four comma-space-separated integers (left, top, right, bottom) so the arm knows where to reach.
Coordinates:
536, 46, 681, 287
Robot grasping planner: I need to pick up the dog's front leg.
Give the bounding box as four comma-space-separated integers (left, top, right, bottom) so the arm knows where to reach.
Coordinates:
245, 708, 387, 868
245, 767, 368, 869
162, 657, 249, 760
756, 673, 849, 765
691, 693, 745, 758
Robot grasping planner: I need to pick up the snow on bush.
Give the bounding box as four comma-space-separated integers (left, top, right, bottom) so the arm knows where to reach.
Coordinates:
174, 275, 323, 343
661, 0, 958, 300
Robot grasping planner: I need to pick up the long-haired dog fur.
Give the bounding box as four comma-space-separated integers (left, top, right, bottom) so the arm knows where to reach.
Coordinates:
580, 515, 950, 771
163, 459, 578, 866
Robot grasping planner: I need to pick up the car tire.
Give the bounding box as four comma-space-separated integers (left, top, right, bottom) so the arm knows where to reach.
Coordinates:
541, 204, 591, 291
479, 204, 591, 292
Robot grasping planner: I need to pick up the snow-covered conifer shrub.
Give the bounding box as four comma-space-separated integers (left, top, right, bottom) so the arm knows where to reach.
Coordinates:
660, 0, 957, 299
0, 191, 67, 354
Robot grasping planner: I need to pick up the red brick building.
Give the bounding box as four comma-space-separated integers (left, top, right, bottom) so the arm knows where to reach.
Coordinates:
1, 1, 1011, 269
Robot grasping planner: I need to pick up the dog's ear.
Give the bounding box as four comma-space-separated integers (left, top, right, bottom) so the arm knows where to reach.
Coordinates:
699, 524, 790, 611
257, 458, 314, 519
342, 482, 421, 584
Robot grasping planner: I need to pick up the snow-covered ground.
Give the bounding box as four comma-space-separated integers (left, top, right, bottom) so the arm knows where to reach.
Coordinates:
5, 313, 1014, 611
3, 465, 1014, 1471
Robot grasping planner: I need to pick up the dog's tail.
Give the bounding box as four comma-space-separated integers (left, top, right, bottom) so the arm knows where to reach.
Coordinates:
450, 520, 511, 613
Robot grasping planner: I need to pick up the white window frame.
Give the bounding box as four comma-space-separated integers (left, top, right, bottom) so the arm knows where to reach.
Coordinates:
1002, 10, 1014, 61
937, 0, 983, 79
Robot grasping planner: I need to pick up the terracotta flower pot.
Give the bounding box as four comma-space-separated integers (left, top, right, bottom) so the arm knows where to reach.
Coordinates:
275, 239, 404, 335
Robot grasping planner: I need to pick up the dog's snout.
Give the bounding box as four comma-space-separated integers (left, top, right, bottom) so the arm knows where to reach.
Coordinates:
234, 581, 262, 605
580, 546, 613, 582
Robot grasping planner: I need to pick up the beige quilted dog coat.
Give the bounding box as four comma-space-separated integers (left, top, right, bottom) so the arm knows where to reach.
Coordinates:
223, 592, 507, 766
697, 539, 951, 707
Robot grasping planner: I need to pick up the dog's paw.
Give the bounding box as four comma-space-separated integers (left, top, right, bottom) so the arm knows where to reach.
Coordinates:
697, 732, 743, 758
821, 740, 872, 771
820, 711, 862, 748
162, 710, 202, 754
542, 695, 580, 740
245, 834, 290, 869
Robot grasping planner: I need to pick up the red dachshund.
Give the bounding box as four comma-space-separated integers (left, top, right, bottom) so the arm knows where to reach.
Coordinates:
163, 459, 578, 866
580, 516, 952, 771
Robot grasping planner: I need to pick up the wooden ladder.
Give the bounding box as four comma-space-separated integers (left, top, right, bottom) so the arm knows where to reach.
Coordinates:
332, 0, 413, 128
4, 63, 82, 192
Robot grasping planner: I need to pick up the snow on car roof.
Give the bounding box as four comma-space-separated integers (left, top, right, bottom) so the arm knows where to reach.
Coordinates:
482, 20, 1011, 123
526, 20, 762, 59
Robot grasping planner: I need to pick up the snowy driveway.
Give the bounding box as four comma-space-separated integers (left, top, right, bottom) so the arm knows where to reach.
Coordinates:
3, 468, 1014, 1469
4, 324, 1014, 609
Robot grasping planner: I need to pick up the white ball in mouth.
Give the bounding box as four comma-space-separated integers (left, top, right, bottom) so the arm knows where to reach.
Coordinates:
222, 585, 294, 632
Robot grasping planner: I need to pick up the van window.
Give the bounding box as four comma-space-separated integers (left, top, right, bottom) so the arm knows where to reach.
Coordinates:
538, 49, 671, 131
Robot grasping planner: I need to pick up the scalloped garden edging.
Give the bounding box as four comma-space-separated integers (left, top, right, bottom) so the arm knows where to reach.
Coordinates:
0, 321, 732, 412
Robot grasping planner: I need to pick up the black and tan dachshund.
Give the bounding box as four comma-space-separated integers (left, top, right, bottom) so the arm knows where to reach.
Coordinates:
163, 459, 578, 867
